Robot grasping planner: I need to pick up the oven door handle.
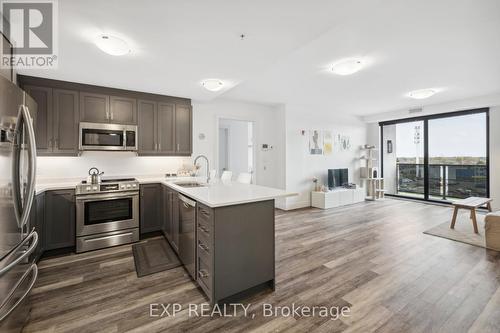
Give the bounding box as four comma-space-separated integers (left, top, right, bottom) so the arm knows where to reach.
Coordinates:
75, 191, 139, 201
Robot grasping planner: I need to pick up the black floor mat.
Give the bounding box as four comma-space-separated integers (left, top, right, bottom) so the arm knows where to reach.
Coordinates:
132, 238, 181, 277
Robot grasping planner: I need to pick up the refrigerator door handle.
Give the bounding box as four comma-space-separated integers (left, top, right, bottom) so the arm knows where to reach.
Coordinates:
11, 105, 37, 229
0, 230, 38, 278
0, 263, 38, 322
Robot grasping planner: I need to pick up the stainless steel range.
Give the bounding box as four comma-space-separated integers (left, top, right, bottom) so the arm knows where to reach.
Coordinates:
75, 178, 139, 253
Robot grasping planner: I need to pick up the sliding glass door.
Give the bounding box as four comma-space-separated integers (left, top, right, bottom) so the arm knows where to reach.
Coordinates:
380, 109, 489, 202
382, 120, 425, 199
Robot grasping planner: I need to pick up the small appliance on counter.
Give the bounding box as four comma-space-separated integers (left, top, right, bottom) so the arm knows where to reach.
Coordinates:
87, 167, 104, 184
75, 177, 139, 253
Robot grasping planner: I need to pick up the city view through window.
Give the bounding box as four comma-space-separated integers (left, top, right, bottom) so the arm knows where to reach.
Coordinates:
382, 111, 488, 201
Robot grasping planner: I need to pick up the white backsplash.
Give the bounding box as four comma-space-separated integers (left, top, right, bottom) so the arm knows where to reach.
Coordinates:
36, 151, 192, 180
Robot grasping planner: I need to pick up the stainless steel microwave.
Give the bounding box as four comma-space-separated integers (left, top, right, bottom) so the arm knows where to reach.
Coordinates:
79, 122, 138, 151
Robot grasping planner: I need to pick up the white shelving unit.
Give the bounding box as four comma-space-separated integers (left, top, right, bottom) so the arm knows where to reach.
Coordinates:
360, 145, 385, 200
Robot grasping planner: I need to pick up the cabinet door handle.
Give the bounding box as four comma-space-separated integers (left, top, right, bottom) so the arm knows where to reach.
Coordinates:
54, 138, 58, 148
177, 143, 180, 151
158, 143, 161, 150
110, 111, 114, 121
105, 110, 109, 120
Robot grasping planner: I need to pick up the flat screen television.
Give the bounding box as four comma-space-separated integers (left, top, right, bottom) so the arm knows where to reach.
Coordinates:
328, 168, 348, 189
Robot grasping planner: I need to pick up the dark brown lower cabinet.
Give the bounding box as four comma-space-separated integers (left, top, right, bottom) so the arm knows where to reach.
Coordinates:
44, 190, 76, 250
28, 193, 45, 262
140, 184, 162, 234
196, 200, 275, 305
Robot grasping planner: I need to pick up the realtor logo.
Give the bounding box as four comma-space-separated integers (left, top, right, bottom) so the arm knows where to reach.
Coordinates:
1, 0, 58, 68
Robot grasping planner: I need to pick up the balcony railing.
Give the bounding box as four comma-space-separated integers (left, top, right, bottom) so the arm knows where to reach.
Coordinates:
396, 163, 487, 200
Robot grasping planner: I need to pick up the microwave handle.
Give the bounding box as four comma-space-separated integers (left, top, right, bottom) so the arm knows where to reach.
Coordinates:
123, 130, 127, 150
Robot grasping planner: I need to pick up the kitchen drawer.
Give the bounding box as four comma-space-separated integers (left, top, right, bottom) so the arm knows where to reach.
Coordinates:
197, 223, 212, 245
197, 238, 211, 263
197, 214, 212, 233
197, 204, 213, 225
197, 257, 212, 296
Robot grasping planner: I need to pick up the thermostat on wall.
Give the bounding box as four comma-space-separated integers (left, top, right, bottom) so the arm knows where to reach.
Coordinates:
262, 144, 273, 151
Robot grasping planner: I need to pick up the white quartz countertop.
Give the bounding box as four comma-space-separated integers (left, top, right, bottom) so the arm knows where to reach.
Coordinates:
139, 176, 295, 207
35, 176, 296, 207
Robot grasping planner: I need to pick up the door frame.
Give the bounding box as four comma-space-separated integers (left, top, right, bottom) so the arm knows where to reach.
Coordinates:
215, 116, 257, 183
379, 107, 490, 203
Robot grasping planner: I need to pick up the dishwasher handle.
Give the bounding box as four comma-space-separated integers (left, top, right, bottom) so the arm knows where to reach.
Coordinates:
178, 194, 196, 207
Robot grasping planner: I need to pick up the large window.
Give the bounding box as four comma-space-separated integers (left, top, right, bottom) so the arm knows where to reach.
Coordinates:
380, 109, 489, 202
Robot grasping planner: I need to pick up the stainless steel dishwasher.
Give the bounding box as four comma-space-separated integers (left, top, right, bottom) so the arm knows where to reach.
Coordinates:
178, 194, 196, 278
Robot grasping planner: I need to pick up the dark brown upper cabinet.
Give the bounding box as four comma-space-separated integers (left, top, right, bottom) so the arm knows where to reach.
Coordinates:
137, 100, 157, 154
80, 93, 137, 125
79, 92, 109, 123
24, 85, 53, 154
138, 100, 191, 156
25, 86, 79, 156
19, 75, 191, 156
175, 104, 192, 155
158, 102, 175, 153
110, 96, 137, 124
53, 89, 79, 154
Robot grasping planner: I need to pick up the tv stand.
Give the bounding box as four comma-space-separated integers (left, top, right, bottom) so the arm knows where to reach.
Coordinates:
311, 188, 365, 209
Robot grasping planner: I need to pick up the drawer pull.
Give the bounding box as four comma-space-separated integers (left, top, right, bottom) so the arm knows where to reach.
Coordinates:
199, 209, 210, 217
198, 225, 210, 234
198, 242, 209, 253
198, 270, 209, 278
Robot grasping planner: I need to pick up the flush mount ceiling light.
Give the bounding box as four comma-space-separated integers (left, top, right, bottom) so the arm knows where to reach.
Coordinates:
330, 58, 364, 75
407, 89, 437, 99
95, 35, 130, 56
202, 79, 224, 92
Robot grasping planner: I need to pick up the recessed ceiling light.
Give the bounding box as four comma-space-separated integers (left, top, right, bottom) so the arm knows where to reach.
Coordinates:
407, 89, 437, 99
202, 79, 224, 92
95, 34, 130, 56
331, 58, 364, 75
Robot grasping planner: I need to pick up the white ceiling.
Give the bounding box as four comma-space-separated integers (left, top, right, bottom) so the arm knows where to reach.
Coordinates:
20, 0, 500, 116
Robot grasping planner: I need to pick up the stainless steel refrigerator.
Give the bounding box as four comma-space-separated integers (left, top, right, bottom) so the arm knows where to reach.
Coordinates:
0, 75, 39, 332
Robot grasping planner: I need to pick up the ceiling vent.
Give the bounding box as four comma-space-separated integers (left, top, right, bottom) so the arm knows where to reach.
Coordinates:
409, 108, 423, 114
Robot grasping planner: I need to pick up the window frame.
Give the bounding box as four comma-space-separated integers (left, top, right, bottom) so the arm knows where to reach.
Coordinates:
379, 108, 490, 203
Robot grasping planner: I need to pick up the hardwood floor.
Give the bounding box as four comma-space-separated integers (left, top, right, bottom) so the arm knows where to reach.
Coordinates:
24, 199, 500, 333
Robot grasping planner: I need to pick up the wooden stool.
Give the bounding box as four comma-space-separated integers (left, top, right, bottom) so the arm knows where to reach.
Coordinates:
450, 197, 492, 233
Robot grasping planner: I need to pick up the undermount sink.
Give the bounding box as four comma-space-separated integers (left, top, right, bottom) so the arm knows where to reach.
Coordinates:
173, 181, 208, 188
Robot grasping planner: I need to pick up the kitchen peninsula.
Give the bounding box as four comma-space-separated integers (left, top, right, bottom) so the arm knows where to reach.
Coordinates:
34, 176, 294, 305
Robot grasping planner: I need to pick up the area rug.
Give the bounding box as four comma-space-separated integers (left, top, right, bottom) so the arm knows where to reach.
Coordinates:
423, 214, 489, 249
132, 238, 181, 277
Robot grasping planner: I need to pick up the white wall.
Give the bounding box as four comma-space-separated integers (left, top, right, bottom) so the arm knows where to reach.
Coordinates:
37, 152, 191, 180
192, 99, 285, 189
282, 105, 367, 210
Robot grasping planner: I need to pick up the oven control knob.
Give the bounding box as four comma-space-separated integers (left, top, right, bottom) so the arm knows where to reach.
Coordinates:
121, 185, 125, 189
92, 186, 98, 191
132, 184, 137, 188
126, 184, 131, 188
86, 186, 91, 191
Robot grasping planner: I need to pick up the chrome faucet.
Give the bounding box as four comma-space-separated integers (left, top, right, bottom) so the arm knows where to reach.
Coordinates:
194, 155, 210, 183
